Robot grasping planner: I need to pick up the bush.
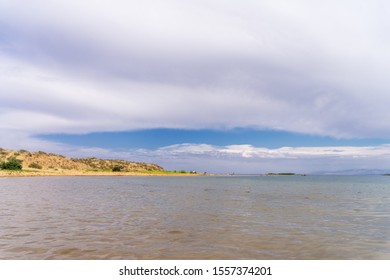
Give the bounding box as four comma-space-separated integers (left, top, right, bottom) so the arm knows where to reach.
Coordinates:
28, 162, 42, 169
1, 157, 23, 170
112, 166, 122, 172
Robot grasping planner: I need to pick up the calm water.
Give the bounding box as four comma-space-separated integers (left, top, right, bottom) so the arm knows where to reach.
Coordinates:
0, 175, 389, 259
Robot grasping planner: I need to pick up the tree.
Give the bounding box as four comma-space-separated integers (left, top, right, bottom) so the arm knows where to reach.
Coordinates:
1, 157, 23, 170
112, 165, 122, 172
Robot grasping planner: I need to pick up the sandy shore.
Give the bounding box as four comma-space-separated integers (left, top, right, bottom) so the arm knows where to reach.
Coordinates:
0, 170, 203, 177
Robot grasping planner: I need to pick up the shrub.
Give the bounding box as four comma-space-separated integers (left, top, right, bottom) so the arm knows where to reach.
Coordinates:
1, 157, 23, 170
112, 165, 122, 172
28, 163, 42, 169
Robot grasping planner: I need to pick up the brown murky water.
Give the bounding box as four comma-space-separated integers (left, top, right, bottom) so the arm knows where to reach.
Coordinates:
0, 175, 389, 259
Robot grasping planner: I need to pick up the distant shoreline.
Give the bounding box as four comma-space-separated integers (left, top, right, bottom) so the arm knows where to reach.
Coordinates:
2, 170, 390, 178
0, 170, 205, 178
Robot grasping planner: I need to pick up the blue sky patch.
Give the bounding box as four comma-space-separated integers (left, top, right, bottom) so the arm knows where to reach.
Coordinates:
38, 129, 388, 150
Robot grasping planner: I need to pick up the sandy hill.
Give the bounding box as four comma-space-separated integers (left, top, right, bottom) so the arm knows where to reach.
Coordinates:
0, 147, 164, 172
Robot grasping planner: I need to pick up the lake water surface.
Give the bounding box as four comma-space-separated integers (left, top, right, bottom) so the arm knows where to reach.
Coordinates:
0, 175, 389, 259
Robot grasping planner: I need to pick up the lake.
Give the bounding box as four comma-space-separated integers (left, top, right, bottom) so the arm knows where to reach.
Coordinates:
0, 175, 389, 259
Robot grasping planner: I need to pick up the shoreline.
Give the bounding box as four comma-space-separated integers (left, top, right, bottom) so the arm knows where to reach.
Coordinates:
0, 170, 207, 178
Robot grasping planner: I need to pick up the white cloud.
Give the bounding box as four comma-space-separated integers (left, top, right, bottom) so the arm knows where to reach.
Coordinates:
149, 143, 390, 160
1, 0, 390, 161
150, 143, 390, 173
59, 143, 383, 173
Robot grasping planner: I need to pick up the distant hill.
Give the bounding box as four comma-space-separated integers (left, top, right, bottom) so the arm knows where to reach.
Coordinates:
0, 147, 164, 172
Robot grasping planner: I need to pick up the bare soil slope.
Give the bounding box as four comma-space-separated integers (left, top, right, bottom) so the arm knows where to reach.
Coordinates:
0, 147, 164, 172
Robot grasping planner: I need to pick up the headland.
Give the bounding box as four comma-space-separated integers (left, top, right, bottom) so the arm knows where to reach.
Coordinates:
0, 147, 201, 177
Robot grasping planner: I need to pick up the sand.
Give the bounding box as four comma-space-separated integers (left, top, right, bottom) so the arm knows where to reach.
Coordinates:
0, 170, 202, 177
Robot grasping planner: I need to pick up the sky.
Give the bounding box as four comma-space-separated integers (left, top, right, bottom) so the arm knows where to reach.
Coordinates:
1, 0, 390, 174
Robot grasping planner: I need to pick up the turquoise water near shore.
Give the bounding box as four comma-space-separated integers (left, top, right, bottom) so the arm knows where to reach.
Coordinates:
0, 175, 389, 259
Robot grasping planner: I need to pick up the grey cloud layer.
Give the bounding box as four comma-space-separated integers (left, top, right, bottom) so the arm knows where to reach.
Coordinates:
1, 0, 390, 140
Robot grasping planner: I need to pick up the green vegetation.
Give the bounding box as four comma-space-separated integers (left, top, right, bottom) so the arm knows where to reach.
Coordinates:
171, 170, 198, 174
112, 165, 123, 172
124, 169, 199, 175
28, 162, 43, 169
17, 169, 39, 173
266, 172, 296, 176
1, 157, 23, 170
